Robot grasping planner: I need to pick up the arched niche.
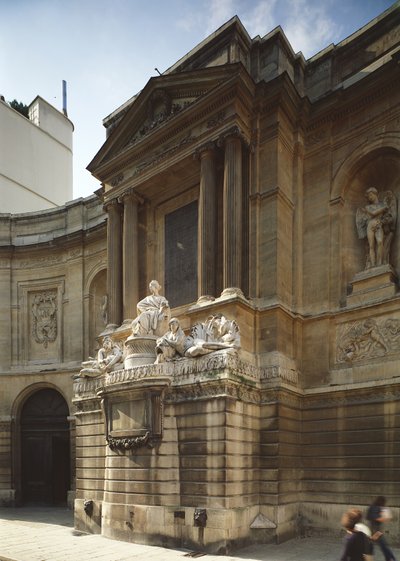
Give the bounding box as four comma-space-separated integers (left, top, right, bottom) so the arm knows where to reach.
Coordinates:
333, 146, 400, 303
88, 268, 107, 356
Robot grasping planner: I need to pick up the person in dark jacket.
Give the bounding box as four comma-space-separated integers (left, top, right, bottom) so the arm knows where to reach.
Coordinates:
339, 508, 372, 561
367, 496, 397, 561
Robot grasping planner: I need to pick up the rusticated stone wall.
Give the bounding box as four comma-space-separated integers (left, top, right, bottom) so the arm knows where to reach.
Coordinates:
301, 385, 400, 538
73, 353, 289, 554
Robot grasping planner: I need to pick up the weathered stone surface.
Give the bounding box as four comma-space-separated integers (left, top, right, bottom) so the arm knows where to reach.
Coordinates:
1, 4, 400, 556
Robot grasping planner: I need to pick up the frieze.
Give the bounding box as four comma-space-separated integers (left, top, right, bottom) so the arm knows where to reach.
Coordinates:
336, 317, 400, 364
67, 248, 82, 260
132, 133, 196, 176
31, 291, 57, 348
111, 173, 124, 187
126, 100, 195, 148
105, 351, 258, 386
206, 110, 226, 129
73, 376, 104, 398
90, 352, 299, 391
165, 380, 260, 405
17, 254, 64, 268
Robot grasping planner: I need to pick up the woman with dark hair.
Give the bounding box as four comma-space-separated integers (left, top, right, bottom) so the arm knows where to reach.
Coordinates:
367, 496, 397, 561
339, 508, 373, 561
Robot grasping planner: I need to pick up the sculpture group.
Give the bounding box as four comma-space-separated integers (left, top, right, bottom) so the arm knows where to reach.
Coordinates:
77, 186, 399, 379
78, 280, 240, 378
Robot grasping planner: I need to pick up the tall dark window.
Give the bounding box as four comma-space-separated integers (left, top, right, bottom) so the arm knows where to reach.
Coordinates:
164, 201, 198, 308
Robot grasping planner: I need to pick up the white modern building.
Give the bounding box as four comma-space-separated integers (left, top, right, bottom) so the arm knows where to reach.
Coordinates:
0, 96, 74, 213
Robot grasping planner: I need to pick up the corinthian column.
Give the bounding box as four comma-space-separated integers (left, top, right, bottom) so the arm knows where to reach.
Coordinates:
104, 199, 122, 328
222, 130, 243, 292
197, 143, 217, 300
120, 190, 140, 321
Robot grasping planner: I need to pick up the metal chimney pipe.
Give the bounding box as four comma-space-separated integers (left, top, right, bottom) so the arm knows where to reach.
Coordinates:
62, 80, 68, 116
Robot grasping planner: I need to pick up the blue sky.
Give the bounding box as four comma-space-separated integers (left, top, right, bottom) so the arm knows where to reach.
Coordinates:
1, 0, 397, 200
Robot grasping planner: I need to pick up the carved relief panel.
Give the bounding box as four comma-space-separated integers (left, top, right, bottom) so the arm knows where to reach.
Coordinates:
336, 315, 400, 365
18, 278, 64, 365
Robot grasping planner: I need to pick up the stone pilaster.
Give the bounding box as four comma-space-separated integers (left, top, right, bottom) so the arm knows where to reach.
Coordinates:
197, 143, 217, 301
120, 190, 141, 322
104, 199, 122, 328
221, 129, 243, 292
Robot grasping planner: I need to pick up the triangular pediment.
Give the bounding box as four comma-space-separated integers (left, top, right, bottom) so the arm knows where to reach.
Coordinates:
87, 63, 246, 177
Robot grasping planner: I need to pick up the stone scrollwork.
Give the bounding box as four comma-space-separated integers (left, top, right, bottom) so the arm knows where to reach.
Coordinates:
356, 188, 397, 269
31, 291, 57, 348
337, 317, 400, 363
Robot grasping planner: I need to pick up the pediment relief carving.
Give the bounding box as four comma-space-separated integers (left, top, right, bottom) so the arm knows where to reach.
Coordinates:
124, 95, 197, 150
89, 65, 246, 174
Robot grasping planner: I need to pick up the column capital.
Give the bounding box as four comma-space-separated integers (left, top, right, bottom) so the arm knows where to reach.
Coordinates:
118, 188, 144, 205
193, 141, 217, 161
103, 198, 122, 214
217, 125, 249, 148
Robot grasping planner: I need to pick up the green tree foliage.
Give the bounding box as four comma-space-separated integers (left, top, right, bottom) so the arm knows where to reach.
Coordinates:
9, 99, 29, 118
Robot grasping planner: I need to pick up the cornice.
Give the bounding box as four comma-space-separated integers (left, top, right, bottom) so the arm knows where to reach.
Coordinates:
306, 59, 400, 132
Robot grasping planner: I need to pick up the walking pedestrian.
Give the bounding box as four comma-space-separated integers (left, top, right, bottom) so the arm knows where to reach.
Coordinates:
367, 496, 397, 561
339, 508, 373, 561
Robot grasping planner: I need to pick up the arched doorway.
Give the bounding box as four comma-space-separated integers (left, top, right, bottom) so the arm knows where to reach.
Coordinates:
20, 388, 70, 505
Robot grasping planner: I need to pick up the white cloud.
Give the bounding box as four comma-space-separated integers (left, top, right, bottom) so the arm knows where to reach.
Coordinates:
241, 0, 279, 38
282, 0, 342, 58
206, 0, 237, 34
175, 0, 236, 37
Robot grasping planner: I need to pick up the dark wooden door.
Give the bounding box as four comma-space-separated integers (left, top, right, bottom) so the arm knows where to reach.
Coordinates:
21, 389, 70, 505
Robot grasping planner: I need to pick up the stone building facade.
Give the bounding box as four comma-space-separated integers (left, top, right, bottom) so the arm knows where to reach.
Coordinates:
0, 197, 106, 506
1, 5, 400, 555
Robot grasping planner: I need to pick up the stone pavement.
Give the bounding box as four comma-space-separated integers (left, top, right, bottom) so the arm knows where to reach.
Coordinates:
0, 507, 399, 561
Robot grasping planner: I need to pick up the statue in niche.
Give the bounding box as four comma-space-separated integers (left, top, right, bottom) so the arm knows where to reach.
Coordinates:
356, 187, 397, 269
131, 280, 170, 337
155, 317, 186, 363
100, 294, 108, 325
185, 313, 240, 357
78, 336, 122, 377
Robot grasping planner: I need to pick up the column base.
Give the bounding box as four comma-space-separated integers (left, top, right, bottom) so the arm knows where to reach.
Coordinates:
196, 295, 216, 306
220, 287, 245, 299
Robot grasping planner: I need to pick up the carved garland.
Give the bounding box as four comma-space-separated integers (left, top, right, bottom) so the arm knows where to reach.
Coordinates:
107, 431, 151, 452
